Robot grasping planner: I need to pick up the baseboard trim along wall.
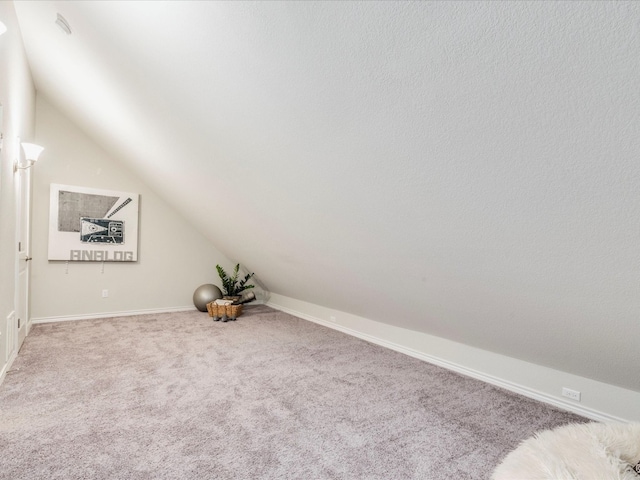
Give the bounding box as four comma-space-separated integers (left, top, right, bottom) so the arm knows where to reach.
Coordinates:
267, 293, 640, 424
1, 311, 18, 386
0, 350, 18, 387
31, 306, 197, 324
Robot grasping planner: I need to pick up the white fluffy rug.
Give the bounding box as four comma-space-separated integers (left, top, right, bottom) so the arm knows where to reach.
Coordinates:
492, 422, 640, 480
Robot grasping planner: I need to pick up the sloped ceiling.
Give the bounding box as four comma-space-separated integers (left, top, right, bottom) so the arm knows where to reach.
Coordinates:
13, 1, 640, 391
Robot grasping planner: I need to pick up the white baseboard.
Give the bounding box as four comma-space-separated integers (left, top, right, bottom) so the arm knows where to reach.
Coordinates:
1, 311, 17, 386
31, 305, 197, 324
0, 349, 17, 386
267, 294, 640, 424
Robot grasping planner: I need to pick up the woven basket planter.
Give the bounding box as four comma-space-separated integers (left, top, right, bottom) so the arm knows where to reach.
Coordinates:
206, 302, 243, 321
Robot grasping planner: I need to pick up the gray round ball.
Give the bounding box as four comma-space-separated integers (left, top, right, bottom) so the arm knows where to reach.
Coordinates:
193, 284, 223, 312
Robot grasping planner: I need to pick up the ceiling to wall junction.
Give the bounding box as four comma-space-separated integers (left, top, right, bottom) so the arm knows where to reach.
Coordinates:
13, 1, 640, 391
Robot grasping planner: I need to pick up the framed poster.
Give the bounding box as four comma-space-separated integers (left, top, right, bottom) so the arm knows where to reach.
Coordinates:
48, 184, 140, 262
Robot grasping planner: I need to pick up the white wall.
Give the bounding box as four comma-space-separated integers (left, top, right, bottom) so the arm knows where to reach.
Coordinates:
0, 1, 36, 378
30, 95, 236, 321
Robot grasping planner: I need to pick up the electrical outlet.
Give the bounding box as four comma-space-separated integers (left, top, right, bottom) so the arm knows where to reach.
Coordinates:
562, 387, 581, 402
102, 289, 109, 298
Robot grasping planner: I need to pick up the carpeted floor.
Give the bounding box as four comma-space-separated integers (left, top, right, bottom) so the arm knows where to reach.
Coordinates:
0, 305, 586, 479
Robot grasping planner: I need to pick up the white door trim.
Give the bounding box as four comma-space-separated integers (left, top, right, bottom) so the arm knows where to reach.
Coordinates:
15, 137, 32, 350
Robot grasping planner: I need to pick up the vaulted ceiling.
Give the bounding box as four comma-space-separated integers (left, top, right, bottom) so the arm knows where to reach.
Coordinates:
13, 1, 640, 391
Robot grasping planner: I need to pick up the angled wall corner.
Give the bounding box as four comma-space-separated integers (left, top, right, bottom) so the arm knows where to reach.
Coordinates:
29, 95, 237, 321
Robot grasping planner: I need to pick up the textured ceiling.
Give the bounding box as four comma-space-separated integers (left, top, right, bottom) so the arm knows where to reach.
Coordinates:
14, 1, 640, 391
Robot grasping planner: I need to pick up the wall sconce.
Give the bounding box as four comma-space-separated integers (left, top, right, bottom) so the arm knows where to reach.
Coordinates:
14, 142, 45, 172
0, 21, 7, 36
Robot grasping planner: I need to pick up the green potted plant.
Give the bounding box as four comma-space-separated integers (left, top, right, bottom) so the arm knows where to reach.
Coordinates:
216, 264, 255, 303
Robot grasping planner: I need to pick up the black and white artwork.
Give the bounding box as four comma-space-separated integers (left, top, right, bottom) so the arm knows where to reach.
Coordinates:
49, 184, 139, 261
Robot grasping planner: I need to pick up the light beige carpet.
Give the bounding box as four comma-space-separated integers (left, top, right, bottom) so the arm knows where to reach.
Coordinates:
0, 305, 586, 479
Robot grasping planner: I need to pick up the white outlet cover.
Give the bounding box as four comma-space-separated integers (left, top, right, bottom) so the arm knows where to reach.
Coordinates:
562, 387, 581, 402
